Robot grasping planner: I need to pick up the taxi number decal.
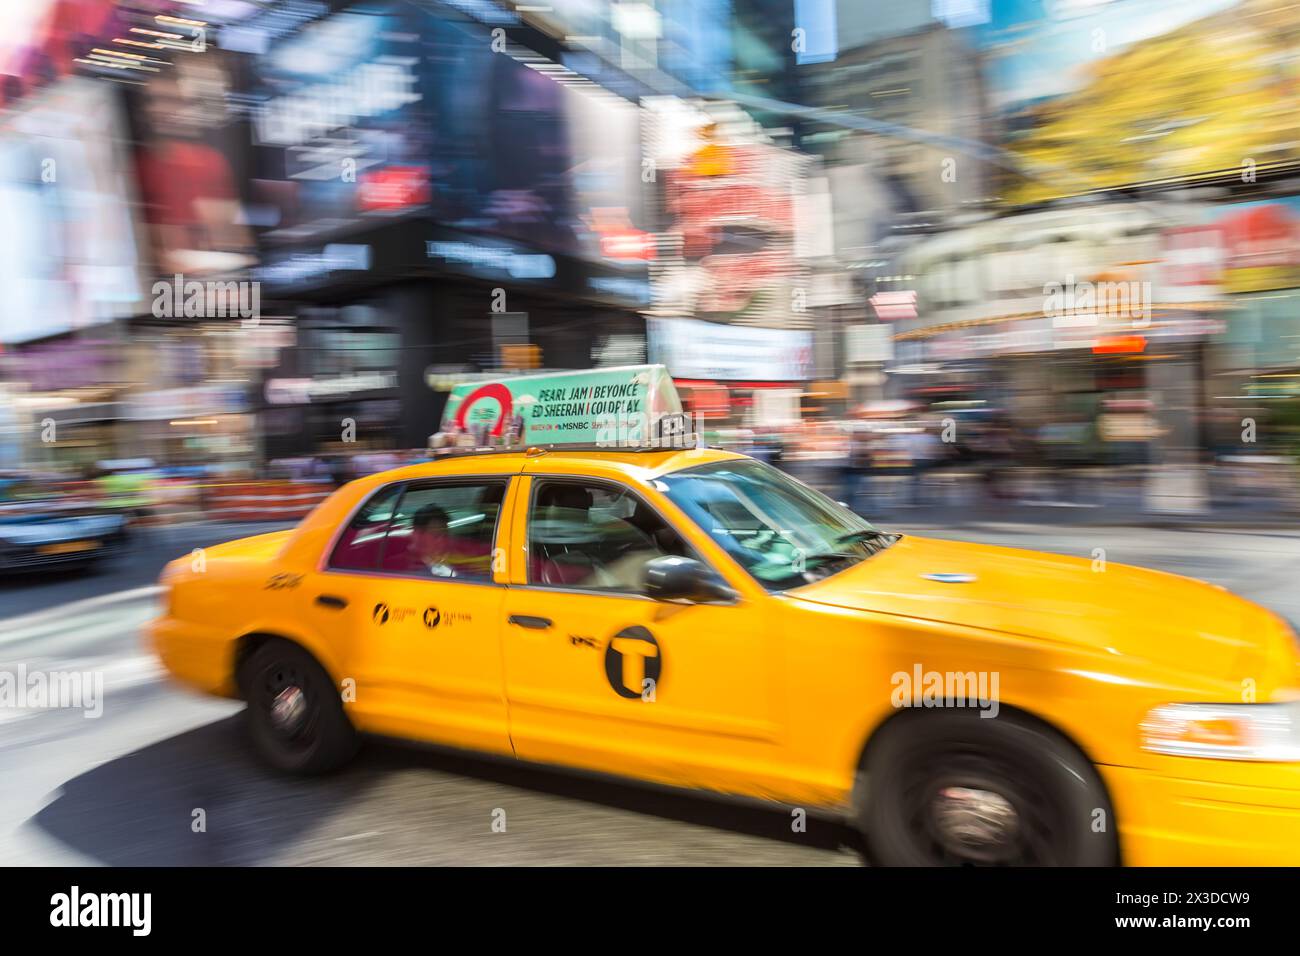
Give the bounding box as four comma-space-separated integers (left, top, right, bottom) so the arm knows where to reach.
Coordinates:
372, 603, 469, 628
424, 607, 471, 629
373, 603, 416, 625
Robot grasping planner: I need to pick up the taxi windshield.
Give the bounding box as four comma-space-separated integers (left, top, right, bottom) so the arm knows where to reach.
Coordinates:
657, 459, 897, 591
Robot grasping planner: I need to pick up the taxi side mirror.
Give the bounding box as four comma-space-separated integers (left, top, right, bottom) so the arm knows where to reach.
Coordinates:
643, 555, 737, 605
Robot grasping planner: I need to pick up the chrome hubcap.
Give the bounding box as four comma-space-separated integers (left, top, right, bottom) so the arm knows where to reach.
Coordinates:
270, 685, 307, 733
930, 786, 1019, 857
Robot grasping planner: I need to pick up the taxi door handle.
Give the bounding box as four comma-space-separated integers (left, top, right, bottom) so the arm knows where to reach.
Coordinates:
508, 614, 552, 630
316, 594, 349, 610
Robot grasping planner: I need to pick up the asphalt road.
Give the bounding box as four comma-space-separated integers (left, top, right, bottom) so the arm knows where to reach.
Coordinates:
3, 520, 1300, 865
0, 522, 295, 620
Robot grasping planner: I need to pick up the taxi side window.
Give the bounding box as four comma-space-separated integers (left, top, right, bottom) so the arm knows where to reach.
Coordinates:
329, 484, 403, 571
379, 480, 506, 581
527, 480, 690, 594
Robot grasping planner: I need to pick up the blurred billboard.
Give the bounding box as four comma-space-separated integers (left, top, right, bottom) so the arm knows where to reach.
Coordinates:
1208, 197, 1300, 294
0, 77, 145, 344
973, 0, 1300, 202
248, 1, 646, 263
644, 97, 811, 328
648, 316, 814, 380
132, 51, 258, 278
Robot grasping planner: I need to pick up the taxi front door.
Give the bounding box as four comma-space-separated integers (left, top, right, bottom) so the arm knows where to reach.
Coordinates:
499, 475, 784, 799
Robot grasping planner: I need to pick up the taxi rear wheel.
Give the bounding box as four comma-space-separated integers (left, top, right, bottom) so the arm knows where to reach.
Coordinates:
858, 710, 1117, 866
238, 639, 359, 774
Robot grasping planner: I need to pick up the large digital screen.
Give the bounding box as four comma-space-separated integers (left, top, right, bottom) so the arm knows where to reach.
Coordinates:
0, 79, 145, 344
648, 316, 813, 381
970, 0, 1289, 202
133, 51, 258, 277
249, 1, 645, 262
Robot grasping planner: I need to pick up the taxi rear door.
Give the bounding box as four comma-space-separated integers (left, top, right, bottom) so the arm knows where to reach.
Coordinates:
309, 472, 519, 757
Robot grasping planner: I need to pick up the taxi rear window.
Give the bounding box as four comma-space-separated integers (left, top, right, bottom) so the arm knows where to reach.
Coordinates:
378, 482, 505, 580
328, 480, 507, 581
329, 485, 402, 571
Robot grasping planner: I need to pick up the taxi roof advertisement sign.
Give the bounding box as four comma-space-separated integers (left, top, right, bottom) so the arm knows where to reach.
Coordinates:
440, 365, 685, 447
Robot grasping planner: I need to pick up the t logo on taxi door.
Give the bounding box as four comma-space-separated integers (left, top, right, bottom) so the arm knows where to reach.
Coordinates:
604, 626, 661, 700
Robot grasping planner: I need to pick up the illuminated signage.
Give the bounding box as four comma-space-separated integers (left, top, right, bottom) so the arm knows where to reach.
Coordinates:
870, 290, 918, 321
254, 58, 421, 147
425, 241, 556, 279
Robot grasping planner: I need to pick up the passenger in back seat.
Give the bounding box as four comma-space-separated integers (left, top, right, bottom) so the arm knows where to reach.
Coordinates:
407, 504, 493, 579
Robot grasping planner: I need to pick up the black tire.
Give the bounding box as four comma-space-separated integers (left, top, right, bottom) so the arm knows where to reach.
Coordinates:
237, 639, 359, 774
858, 709, 1117, 866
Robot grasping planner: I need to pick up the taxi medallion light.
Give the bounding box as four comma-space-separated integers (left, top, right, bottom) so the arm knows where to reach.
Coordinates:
1141, 702, 1300, 761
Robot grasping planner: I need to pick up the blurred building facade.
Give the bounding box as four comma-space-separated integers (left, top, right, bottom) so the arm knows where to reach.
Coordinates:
804, 20, 996, 217
2, 0, 1300, 514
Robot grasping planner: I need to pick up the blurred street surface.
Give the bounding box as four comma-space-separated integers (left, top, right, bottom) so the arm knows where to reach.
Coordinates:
3, 519, 1296, 866
0, 521, 293, 620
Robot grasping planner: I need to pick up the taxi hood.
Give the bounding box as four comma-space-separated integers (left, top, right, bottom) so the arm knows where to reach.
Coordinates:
789, 535, 1278, 679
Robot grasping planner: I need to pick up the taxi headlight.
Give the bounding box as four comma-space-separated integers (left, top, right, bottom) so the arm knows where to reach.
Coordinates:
1141, 702, 1300, 761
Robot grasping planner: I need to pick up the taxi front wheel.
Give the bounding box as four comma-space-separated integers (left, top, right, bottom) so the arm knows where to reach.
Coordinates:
858, 710, 1118, 866
238, 639, 360, 775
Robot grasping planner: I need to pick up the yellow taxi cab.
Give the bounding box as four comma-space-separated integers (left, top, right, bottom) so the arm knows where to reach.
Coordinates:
149, 368, 1300, 866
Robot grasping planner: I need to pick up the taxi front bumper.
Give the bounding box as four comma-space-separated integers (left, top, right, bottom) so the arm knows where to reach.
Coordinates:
146, 616, 238, 698
1103, 763, 1300, 865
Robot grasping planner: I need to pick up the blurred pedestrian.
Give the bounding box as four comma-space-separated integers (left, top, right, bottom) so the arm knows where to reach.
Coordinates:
328, 454, 352, 488
981, 417, 1017, 501
903, 425, 942, 507
842, 426, 873, 513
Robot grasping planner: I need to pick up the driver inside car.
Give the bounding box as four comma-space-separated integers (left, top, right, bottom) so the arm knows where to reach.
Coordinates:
530, 484, 684, 591
531, 484, 598, 586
